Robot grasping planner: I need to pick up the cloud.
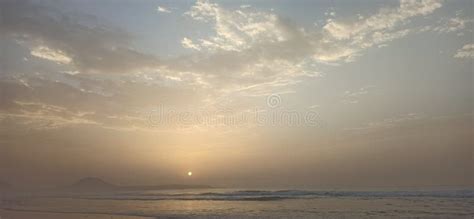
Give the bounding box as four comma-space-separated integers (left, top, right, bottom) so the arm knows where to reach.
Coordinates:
322, 0, 441, 39
454, 44, 474, 59
346, 113, 421, 132
433, 17, 472, 34
0, 0, 160, 74
157, 6, 171, 13
0, 0, 449, 133
420, 11, 474, 35
185, 0, 287, 52
181, 37, 201, 51
181, 0, 443, 73
0, 75, 203, 132
341, 86, 375, 104
177, 0, 320, 97
0, 101, 98, 130
2, 0, 443, 91
30, 46, 72, 64
163, 0, 444, 108
320, 0, 442, 61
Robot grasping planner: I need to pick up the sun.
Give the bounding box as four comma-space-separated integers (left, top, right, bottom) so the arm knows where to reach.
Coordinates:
187, 171, 192, 176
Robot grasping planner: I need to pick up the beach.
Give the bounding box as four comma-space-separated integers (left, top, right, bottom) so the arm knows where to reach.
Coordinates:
1, 189, 473, 218
0, 209, 148, 219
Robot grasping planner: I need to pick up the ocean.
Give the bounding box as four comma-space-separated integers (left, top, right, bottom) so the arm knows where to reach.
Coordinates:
1, 189, 473, 218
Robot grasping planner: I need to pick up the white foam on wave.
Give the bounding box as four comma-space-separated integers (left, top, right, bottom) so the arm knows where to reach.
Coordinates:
70, 189, 474, 201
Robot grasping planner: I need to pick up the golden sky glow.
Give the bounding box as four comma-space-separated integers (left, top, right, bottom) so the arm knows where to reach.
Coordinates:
0, 0, 472, 188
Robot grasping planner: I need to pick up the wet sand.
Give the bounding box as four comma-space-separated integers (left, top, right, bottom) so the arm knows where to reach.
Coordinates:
0, 209, 150, 219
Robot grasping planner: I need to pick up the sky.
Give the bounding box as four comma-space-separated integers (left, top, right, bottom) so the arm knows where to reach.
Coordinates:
0, 0, 472, 188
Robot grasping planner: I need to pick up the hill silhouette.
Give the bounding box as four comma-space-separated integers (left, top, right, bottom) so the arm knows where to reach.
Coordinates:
69, 177, 117, 191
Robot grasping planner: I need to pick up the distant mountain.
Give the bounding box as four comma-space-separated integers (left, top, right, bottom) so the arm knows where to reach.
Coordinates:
69, 177, 117, 191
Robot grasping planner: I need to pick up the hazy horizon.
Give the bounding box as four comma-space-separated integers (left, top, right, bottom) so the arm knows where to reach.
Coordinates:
1, 0, 473, 190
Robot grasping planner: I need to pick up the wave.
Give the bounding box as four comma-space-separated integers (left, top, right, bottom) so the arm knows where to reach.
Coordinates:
70, 189, 474, 201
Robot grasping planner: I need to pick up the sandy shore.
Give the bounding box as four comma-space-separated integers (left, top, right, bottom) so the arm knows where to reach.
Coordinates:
0, 209, 150, 219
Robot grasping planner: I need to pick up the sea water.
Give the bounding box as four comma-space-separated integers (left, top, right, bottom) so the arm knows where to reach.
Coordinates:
1, 189, 473, 218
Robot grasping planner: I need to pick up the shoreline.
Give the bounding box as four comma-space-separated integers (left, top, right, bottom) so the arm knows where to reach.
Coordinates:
0, 209, 151, 219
